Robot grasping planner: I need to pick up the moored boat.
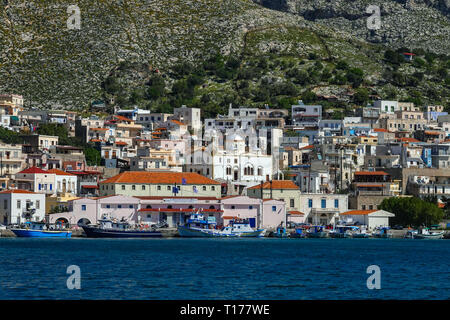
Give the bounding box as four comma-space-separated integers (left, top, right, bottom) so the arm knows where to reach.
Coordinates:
306, 225, 328, 238
373, 226, 392, 238
11, 221, 72, 238
329, 225, 357, 238
412, 228, 444, 240
82, 218, 162, 238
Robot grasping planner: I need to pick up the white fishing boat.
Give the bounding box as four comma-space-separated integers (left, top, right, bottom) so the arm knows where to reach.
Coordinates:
178, 213, 265, 238
413, 228, 444, 240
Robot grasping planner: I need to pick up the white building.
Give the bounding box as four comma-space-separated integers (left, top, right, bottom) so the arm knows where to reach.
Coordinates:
292, 100, 322, 127
373, 100, 399, 115
47, 169, 78, 195
173, 106, 202, 134
339, 209, 395, 230
0, 190, 46, 225
298, 194, 348, 225
15, 167, 56, 195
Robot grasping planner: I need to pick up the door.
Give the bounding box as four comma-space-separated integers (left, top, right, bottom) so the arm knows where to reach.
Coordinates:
249, 218, 256, 228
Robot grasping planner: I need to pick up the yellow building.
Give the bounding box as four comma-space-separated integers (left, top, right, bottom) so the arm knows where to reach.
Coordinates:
46, 193, 79, 214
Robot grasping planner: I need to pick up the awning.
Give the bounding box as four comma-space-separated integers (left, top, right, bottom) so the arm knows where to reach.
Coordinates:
82, 185, 98, 189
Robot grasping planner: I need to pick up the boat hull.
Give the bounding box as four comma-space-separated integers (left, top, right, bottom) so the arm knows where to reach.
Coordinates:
352, 233, 371, 238
177, 226, 264, 238
413, 232, 444, 240
11, 228, 72, 238
306, 231, 329, 238
82, 226, 162, 238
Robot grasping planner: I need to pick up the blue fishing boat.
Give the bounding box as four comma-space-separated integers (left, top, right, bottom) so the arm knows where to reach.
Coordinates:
306, 225, 329, 238
373, 226, 392, 238
273, 225, 288, 238
329, 225, 359, 238
290, 227, 306, 238
11, 221, 72, 238
177, 213, 219, 237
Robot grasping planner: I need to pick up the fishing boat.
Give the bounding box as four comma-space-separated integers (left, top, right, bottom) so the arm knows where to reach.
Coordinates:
306, 225, 328, 238
412, 228, 444, 240
290, 227, 306, 238
11, 221, 72, 238
273, 225, 288, 238
178, 214, 265, 237
177, 213, 220, 237
82, 217, 162, 238
404, 229, 418, 239
329, 225, 357, 238
218, 219, 266, 238
373, 226, 392, 238
351, 227, 371, 238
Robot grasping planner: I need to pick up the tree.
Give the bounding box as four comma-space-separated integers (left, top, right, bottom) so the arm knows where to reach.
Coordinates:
353, 88, 369, 105
84, 147, 101, 166
379, 197, 443, 227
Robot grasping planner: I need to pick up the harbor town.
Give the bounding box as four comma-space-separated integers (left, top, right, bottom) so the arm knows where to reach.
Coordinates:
0, 94, 448, 239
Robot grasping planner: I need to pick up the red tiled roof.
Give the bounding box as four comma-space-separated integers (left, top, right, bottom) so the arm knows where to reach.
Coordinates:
171, 119, 185, 126
288, 211, 304, 216
300, 145, 314, 150
247, 180, 299, 190
115, 141, 127, 146
81, 185, 99, 189
397, 137, 420, 143
0, 189, 36, 194
340, 210, 377, 215
354, 171, 389, 176
114, 115, 133, 122
47, 169, 76, 176
100, 171, 220, 185
19, 167, 48, 174
374, 128, 388, 132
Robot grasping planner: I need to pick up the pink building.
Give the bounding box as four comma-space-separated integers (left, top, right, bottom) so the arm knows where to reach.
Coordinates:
48, 195, 287, 230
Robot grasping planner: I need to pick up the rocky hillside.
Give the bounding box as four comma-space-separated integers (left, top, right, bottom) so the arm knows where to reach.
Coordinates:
253, 0, 450, 53
0, 0, 449, 113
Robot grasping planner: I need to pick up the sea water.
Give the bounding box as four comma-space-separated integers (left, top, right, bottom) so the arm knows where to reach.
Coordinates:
0, 238, 448, 300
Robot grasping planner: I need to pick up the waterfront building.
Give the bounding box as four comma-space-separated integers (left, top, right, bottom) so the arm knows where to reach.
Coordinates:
339, 209, 395, 230
0, 189, 45, 225
298, 193, 348, 225
99, 171, 221, 198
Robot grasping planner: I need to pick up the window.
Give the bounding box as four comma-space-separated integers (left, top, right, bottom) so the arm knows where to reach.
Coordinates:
129, 205, 133, 209
81, 205, 86, 211
308, 199, 313, 208
211, 186, 215, 191
290, 199, 295, 208
157, 186, 161, 191
272, 206, 276, 212
362, 205, 366, 210
132, 185, 136, 190
17, 200, 21, 209
249, 206, 253, 210
167, 186, 171, 191
122, 185, 125, 190
106, 205, 110, 209
142, 185, 145, 190
36, 200, 40, 209
118, 205, 122, 208
321, 199, 326, 209
3, 200, 7, 209
334, 199, 339, 208
202, 186, 206, 191
231, 206, 235, 209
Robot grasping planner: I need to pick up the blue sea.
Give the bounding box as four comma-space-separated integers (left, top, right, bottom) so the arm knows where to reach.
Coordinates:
0, 238, 448, 300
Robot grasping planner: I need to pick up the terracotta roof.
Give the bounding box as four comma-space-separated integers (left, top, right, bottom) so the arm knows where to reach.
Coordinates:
114, 115, 133, 122
374, 128, 388, 132
354, 171, 389, 176
300, 145, 314, 150
397, 137, 420, 143
90, 127, 108, 131
171, 119, 185, 126
115, 141, 127, 146
340, 210, 377, 215
288, 210, 304, 216
247, 180, 300, 190
19, 167, 48, 174
0, 189, 36, 194
424, 131, 441, 136
100, 171, 220, 185
47, 169, 76, 176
